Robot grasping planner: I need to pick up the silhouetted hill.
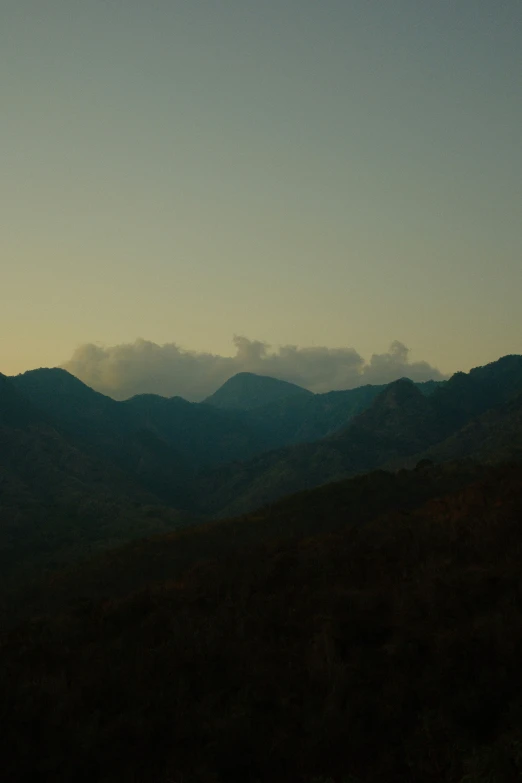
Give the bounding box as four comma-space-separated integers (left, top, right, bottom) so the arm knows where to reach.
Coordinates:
11, 368, 130, 434
11, 369, 194, 500
383, 356, 522, 471
247, 379, 443, 446
208, 378, 442, 459
4, 354, 522, 579
0, 371, 44, 427
190, 358, 522, 516
0, 375, 109, 506
0, 374, 193, 590
191, 379, 449, 516
246, 383, 389, 445
3, 460, 522, 782
204, 371, 312, 410
11, 369, 285, 500
401, 389, 522, 468
123, 393, 274, 469
10, 370, 447, 503
430, 353, 522, 429
332, 377, 443, 453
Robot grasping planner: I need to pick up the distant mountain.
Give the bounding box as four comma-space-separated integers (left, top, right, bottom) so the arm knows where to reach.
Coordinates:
8, 369, 397, 499
10, 370, 445, 496
122, 393, 275, 469
429, 353, 522, 429
6, 354, 522, 528
10, 368, 129, 434
204, 371, 312, 410
402, 389, 522, 468
245, 383, 390, 445
190, 357, 522, 516
205, 374, 443, 448
191, 379, 447, 516
0, 371, 43, 427
11, 369, 275, 502
11, 368, 193, 503
0, 374, 191, 588
10, 368, 292, 478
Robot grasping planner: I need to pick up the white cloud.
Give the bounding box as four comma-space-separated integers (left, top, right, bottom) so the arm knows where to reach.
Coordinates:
62, 336, 447, 400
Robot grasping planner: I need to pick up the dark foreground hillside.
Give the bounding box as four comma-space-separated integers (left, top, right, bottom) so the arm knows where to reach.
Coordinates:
2, 461, 522, 783
2, 459, 485, 626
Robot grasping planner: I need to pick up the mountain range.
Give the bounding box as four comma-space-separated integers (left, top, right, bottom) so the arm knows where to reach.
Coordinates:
3, 353, 522, 781
3, 354, 522, 584
190, 355, 522, 516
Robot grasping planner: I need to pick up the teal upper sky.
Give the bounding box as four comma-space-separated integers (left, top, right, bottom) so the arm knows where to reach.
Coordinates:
2, 0, 521, 378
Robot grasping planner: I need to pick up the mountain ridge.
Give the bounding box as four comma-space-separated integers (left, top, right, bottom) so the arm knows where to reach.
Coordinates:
203, 371, 313, 410
190, 357, 522, 516
3, 353, 522, 585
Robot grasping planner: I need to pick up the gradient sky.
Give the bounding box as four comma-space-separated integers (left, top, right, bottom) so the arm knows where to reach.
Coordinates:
2, 0, 521, 379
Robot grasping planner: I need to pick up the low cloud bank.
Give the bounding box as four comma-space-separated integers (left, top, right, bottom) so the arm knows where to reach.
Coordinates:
62, 336, 447, 401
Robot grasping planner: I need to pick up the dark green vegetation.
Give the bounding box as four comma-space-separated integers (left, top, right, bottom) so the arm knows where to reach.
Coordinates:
3, 356, 522, 585
409, 390, 522, 467
2, 460, 522, 782
192, 356, 522, 516
2, 355, 522, 781
3, 459, 486, 626
10, 368, 442, 490
244, 378, 441, 446
10, 369, 275, 485
0, 373, 193, 593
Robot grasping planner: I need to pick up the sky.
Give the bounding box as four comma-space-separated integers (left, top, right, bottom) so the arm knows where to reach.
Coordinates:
2, 0, 521, 396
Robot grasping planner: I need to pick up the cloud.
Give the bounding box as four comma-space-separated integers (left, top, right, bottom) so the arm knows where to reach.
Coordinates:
62, 336, 447, 401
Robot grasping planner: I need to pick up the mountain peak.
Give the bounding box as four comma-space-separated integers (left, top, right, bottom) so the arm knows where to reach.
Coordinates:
11, 367, 115, 402
0, 373, 44, 427
13, 367, 95, 392
10, 367, 120, 432
204, 372, 312, 411
373, 377, 423, 407
338, 376, 437, 445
